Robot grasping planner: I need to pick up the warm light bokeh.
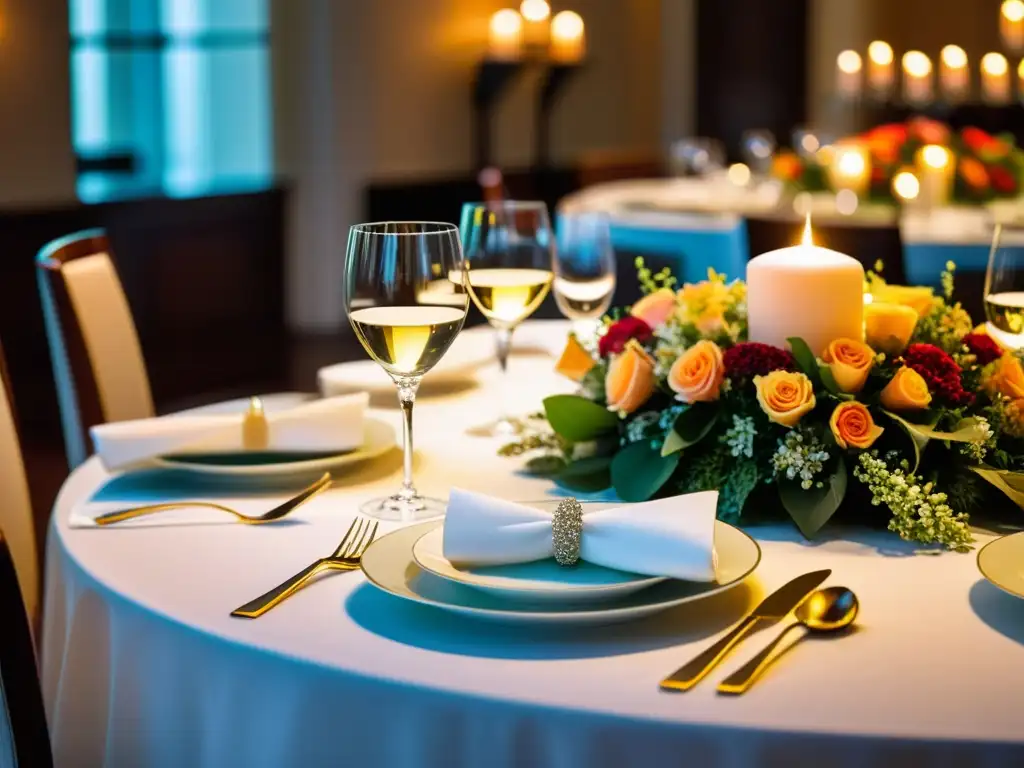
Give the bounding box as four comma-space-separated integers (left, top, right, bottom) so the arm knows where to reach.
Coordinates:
921, 144, 951, 169
1004, 0, 1024, 23
868, 41, 894, 66
520, 0, 551, 22
940, 45, 967, 69
983, 52, 1009, 76
837, 50, 862, 74
490, 9, 523, 37
727, 163, 751, 187
902, 51, 932, 77
551, 10, 584, 39
893, 171, 920, 200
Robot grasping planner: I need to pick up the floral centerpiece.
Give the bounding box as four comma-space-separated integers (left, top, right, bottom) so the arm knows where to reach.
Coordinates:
503, 260, 1024, 551
773, 117, 1024, 204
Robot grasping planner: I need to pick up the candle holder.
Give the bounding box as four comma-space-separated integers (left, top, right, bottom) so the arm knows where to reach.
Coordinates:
534, 61, 584, 170
471, 59, 526, 170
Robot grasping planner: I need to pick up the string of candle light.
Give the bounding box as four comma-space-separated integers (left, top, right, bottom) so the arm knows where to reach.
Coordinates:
487, 1, 586, 63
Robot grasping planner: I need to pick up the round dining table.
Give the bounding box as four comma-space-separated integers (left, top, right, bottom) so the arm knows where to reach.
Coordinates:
41, 321, 1024, 768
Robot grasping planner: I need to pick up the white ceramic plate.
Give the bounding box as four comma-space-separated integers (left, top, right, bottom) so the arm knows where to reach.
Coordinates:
412, 526, 665, 606
361, 520, 761, 627
977, 531, 1024, 600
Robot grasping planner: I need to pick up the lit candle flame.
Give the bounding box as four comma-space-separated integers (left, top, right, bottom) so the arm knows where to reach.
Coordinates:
801, 213, 814, 246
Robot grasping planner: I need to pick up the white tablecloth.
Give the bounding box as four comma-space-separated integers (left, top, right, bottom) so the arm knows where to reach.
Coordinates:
42, 321, 1024, 768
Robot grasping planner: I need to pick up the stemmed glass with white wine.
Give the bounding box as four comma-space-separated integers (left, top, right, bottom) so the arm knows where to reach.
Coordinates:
345, 222, 468, 520
985, 223, 1024, 349
553, 210, 616, 342
460, 201, 555, 435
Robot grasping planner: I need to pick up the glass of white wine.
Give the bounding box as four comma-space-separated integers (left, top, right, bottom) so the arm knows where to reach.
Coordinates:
554, 210, 616, 341
460, 200, 555, 435
985, 223, 1024, 349
345, 221, 468, 520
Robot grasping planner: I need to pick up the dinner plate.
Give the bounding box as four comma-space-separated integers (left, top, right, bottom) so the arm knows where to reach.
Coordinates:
361, 520, 760, 627
977, 531, 1024, 600
411, 525, 666, 606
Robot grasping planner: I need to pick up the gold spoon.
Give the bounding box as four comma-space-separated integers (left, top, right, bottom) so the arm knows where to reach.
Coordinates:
717, 586, 859, 694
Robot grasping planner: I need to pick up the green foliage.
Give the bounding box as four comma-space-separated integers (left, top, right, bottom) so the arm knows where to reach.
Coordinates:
542, 395, 619, 443
661, 402, 720, 457
719, 458, 760, 524
787, 337, 822, 388
611, 441, 681, 502
555, 456, 613, 493
778, 455, 848, 538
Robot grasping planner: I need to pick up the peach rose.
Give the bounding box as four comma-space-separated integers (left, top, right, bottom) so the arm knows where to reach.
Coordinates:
869, 284, 936, 317
822, 338, 875, 394
880, 366, 932, 411
986, 353, 1024, 400
668, 340, 725, 403
605, 340, 656, 414
864, 302, 918, 354
630, 288, 677, 329
754, 371, 816, 428
829, 402, 884, 450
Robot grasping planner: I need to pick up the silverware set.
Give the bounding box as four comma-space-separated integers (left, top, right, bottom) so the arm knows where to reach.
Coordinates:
660, 569, 859, 694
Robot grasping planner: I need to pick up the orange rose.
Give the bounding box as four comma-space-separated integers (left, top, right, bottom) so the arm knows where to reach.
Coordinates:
605, 340, 656, 414
668, 340, 725, 403
869, 284, 936, 317
829, 402, 884, 450
754, 371, 816, 427
880, 367, 932, 411
986, 353, 1024, 400
630, 288, 677, 329
865, 302, 919, 354
822, 338, 875, 393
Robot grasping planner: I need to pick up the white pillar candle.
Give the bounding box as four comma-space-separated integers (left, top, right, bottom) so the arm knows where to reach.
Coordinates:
902, 51, 933, 104
939, 45, 969, 102
1002, 0, 1024, 52
488, 10, 523, 61
915, 144, 954, 207
982, 52, 1010, 103
836, 50, 862, 100
519, 0, 551, 54
826, 143, 871, 197
550, 11, 585, 63
867, 41, 894, 98
746, 216, 865, 354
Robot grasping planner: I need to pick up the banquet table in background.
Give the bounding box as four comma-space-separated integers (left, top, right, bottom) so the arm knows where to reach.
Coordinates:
42, 322, 1024, 768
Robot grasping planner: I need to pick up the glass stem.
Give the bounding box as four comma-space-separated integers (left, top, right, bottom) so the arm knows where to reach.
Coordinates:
495, 326, 513, 421
396, 378, 420, 498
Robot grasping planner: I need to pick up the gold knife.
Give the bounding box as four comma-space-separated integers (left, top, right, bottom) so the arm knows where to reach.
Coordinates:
659, 568, 831, 692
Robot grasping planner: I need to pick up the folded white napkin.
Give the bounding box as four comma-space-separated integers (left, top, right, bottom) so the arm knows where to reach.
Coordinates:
90, 393, 369, 471
442, 489, 718, 581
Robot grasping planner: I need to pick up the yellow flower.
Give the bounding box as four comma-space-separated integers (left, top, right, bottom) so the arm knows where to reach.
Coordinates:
668, 340, 725, 403
865, 302, 918, 354
630, 288, 677, 329
677, 270, 738, 335
822, 338, 875, 393
880, 367, 932, 411
869, 284, 936, 317
830, 402, 884, 450
1003, 399, 1024, 438
605, 340, 656, 414
754, 371, 816, 428
985, 353, 1024, 400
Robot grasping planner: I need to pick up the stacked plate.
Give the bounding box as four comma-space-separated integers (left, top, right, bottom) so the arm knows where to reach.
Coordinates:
361, 502, 762, 627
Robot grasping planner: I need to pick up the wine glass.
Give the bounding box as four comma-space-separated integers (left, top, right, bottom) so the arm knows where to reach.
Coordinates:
984, 222, 1024, 349
741, 130, 777, 177
344, 222, 468, 520
554, 210, 616, 342
460, 200, 555, 435
669, 138, 726, 177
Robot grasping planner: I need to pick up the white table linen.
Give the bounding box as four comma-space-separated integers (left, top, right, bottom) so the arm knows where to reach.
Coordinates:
443, 488, 718, 581
42, 321, 1024, 768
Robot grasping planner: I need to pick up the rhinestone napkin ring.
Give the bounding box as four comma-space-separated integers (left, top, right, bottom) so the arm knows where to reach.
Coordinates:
552, 498, 583, 566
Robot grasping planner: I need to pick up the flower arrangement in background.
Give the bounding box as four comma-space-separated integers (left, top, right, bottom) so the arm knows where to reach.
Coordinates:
772, 117, 1024, 204
503, 260, 1024, 551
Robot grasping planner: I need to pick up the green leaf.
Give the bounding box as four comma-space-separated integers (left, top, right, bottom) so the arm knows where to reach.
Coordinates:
611, 441, 681, 502
778, 455, 848, 538
883, 411, 988, 447
970, 466, 1024, 509
542, 395, 619, 442
524, 455, 567, 477
818, 365, 855, 400
787, 337, 821, 386
661, 402, 720, 456
555, 456, 612, 493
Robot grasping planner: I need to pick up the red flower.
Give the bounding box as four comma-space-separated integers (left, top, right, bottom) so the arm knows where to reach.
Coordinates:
963, 333, 1003, 366
962, 126, 995, 153
723, 342, 796, 382
908, 117, 950, 146
599, 316, 652, 357
902, 343, 974, 407
989, 165, 1018, 195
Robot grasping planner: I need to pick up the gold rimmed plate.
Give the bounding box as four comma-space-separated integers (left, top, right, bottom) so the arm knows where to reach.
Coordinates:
977, 531, 1024, 600
361, 521, 761, 627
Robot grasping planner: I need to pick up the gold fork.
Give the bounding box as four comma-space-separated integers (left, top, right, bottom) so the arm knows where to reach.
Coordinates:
231, 517, 379, 618
92, 472, 332, 526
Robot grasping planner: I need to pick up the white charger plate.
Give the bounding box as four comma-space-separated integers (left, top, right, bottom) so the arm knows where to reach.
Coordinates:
977, 531, 1024, 600
361, 521, 761, 627
412, 526, 665, 606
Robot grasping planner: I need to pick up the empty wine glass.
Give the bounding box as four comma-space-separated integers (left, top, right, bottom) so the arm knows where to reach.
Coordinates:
741, 130, 777, 176
669, 138, 726, 177
554, 211, 616, 341
984, 222, 1024, 349
344, 222, 468, 520
460, 201, 555, 435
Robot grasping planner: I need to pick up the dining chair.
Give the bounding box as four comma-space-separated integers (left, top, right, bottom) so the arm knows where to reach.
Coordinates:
37, 229, 154, 470
0, 527, 53, 768
0, 342, 39, 625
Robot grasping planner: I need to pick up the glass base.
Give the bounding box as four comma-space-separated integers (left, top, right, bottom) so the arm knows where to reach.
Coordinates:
466, 417, 524, 438
360, 493, 446, 522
